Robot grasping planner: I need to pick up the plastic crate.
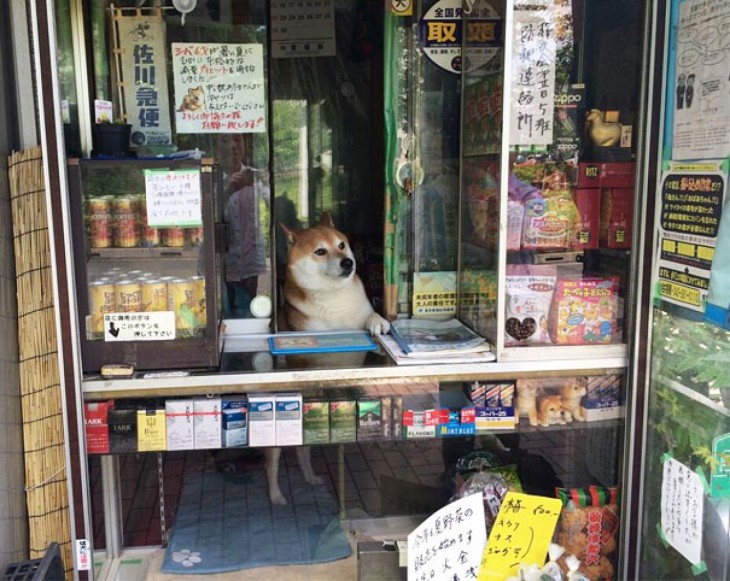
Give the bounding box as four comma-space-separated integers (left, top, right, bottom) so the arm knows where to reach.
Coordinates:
3, 543, 64, 581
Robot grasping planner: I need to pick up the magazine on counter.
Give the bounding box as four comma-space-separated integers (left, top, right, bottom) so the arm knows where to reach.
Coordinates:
388, 318, 489, 355
377, 334, 495, 365
268, 331, 378, 355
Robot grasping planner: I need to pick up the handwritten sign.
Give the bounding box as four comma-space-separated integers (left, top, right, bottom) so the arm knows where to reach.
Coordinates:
408, 492, 486, 581
478, 491, 561, 581
144, 168, 202, 227
115, 13, 173, 146
172, 43, 266, 134
661, 456, 704, 565
509, 0, 556, 145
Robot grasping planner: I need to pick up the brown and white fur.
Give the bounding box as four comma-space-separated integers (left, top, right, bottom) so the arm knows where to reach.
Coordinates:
264, 212, 390, 505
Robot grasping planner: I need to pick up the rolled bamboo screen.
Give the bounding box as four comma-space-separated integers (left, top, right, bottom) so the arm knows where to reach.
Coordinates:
8, 147, 73, 578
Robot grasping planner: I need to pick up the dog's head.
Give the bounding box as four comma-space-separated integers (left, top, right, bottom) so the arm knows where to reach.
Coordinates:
280, 212, 356, 289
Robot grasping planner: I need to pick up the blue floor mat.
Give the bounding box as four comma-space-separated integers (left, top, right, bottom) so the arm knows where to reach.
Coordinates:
162, 465, 352, 574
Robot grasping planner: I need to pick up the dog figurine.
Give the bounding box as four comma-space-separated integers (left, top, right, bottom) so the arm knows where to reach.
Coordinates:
264, 212, 390, 505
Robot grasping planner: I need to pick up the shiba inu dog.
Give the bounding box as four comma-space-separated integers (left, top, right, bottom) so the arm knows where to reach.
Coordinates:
178, 86, 205, 112
264, 212, 390, 505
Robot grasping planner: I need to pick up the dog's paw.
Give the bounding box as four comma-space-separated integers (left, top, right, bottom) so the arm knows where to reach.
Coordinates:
269, 490, 288, 506
366, 313, 391, 335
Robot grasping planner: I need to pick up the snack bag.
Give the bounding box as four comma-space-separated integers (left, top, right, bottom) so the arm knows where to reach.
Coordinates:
549, 277, 618, 345
554, 486, 621, 581
505, 265, 556, 346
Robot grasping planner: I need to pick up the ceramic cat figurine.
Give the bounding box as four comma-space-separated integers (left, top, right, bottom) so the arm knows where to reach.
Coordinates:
560, 379, 587, 422
515, 380, 540, 426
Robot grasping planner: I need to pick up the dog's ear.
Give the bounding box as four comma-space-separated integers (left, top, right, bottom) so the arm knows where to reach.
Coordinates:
318, 211, 334, 228
279, 222, 296, 245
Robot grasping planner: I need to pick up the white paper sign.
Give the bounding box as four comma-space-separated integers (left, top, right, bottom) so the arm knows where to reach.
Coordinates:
104, 311, 176, 342
270, 0, 336, 59
115, 14, 173, 146
172, 43, 266, 134
661, 457, 704, 565
144, 168, 202, 227
671, 0, 730, 161
510, 0, 556, 146
407, 492, 486, 581
94, 99, 113, 123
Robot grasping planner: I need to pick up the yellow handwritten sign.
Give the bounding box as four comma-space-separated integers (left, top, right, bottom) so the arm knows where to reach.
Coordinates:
478, 492, 562, 581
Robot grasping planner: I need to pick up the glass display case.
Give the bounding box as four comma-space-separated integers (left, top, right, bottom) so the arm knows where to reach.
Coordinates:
67, 158, 222, 373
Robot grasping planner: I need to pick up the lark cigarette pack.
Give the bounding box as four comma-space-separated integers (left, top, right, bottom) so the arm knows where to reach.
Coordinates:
193, 398, 222, 449
330, 400, 357, 443
137, 408, 167, 452
165, 399, 194, 451
84, 401, 112, 454
248, 394, 276, 447
275, 393, 303, 446
303, 401, 330, 445
222, 398, 248, 447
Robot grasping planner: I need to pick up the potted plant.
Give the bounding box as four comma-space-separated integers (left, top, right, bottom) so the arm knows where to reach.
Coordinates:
93, 119, 132, 157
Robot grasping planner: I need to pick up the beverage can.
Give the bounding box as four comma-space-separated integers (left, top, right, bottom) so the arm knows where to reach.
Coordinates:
113, 197, 139, 248
87, 196, 113, 248
136, 194, 160, 247
114, 280, 142, 312
168, 278, 197, 337
191, 275, 207, 331
88, 280, 115, 336
162, 227, 185, 248
142, 279, 168, 312
188, 227, 204, 247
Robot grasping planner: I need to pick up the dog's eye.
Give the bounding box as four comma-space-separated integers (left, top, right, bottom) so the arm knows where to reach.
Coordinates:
338, 242, 346, 250
314, 248, 327, 256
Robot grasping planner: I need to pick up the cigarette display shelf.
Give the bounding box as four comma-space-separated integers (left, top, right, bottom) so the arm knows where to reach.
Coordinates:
88, 247, 200, 260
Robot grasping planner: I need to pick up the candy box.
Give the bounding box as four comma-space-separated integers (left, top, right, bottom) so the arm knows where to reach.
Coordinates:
580, 375, 623, 422
600, 188, 633, 249
549, 276, 618, 345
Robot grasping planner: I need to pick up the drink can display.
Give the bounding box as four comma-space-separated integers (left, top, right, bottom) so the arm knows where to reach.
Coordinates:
88, 280, 115, 336
188, 227, 204, 247
168, 278, 197, 337
114, 280, 142, 312
112, 197, 139, 248
142, 279, 168, 312
191, 275, 207, 330
87, 196, 113, 248
136, 195, 160, 247
162, 226, 185, 248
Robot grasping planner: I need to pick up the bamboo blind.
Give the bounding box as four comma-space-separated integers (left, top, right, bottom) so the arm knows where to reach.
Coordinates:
8, 147, 73, 578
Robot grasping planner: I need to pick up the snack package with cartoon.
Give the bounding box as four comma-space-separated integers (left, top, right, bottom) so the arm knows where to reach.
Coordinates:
554, 485, 621, 581
550, 276, 619, 345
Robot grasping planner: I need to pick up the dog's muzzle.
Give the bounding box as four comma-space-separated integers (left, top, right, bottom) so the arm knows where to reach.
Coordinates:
339, 258, 354, 276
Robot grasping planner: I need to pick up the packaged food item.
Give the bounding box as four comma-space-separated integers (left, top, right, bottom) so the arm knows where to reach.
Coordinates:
600, 188, 633, 249
549, 277, 618, 345
505, 265, 556, 346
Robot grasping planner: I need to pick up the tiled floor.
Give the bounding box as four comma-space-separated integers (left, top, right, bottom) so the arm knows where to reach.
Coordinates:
89, 421, 624, 579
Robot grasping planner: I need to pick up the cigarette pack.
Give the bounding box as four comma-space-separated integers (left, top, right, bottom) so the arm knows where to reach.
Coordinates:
109, 407, 138, 453
193, 398, 222, 449
357, 399, 382, 441
222, 398, 248, 448
248, 394, 276, 447
330, 400, 357, 443
137, 408, 167, 452
303, 401, 330, 445
84, 401, 112, 454
275, 393, 303, 446
166, 399, 195, 451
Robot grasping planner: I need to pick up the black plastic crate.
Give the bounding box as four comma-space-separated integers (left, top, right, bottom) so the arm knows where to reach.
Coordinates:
3, 543, 64, 581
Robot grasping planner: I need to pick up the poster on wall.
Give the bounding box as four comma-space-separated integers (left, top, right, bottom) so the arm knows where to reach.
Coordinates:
115, 13, 173, 146
509, 0, 557, 146
671, 0, 730, 161
657, 160, 728, 315
172, 43, 266, 134
660, 456, 704, 567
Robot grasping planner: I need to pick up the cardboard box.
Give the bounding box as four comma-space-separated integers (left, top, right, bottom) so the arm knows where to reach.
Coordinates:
222, 398, 248, 448
577, 162, 635, 189
248, 394, 276, 447
437, 408, 476, 437
572, 188, 601, 250
303, 401, 330, 445
402, 409, 438, 439
166, 399, 195, 451
330, 400, 357, 443
275, 393, 303, 446
109, 408, 137, 453
581, 375, 624, 422
193, 398, 222, 449
84, 401, 112, 454
600, 188, 633, 249
137, 408, 167, 452
357, 399, 382, 441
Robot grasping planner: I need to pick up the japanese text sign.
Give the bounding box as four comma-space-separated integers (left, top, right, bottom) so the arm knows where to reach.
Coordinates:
104, 311, 175, 342
172, 42, 266, 134
509, 0, 556, 146
478, 491, 561, 580
660, 456, 704, 566
144, 168, 202, 227
407, 492, 486, 581
115, 13, 173, 146
271, 0, 336, 58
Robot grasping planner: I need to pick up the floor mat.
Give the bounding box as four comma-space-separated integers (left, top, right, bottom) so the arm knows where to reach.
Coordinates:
161, 465, 352, 575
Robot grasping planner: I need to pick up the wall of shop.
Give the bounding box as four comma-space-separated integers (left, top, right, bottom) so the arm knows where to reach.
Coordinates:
0, 0, 32, 571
